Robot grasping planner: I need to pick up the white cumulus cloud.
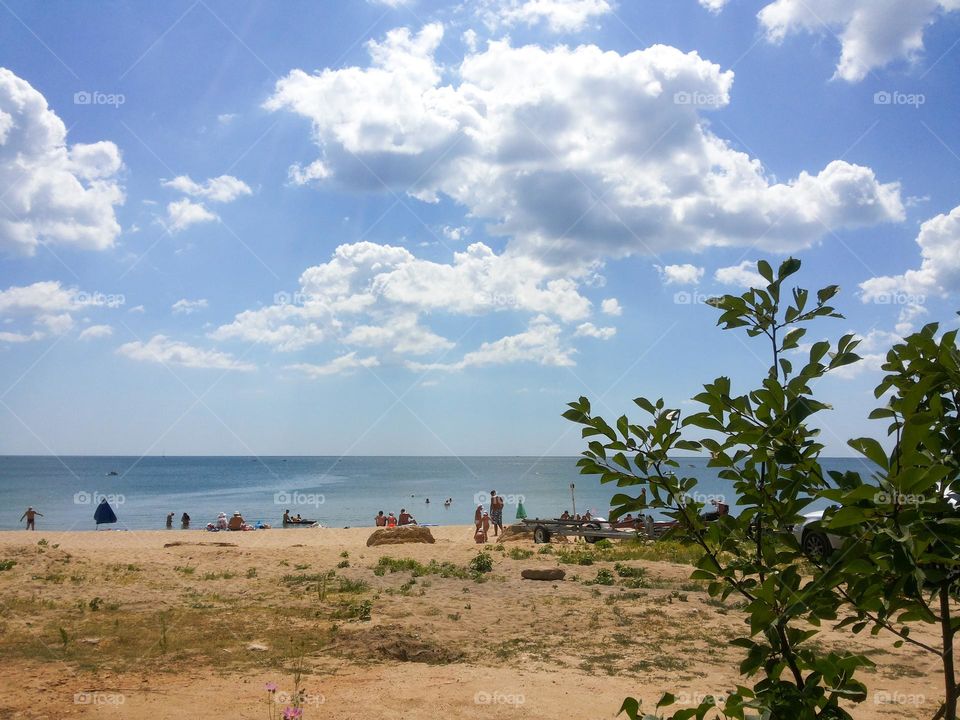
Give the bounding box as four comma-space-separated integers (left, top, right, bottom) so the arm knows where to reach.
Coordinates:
479, 0, 615, 32
0, 281, 120, 343
266, 25, 903, 269
0, 68, 124, 255
658, 263, 705, 285
78, 324, 113, 341
715, 261, 766, 288
860, 205, 960, 301
574, 322, 616, 339
758, 0, 959, 82
165, 199, 218, 232
171, 298, 209, 315
162, 174, 252, 203
287, 352, 380, 378
600, 298, 622, 316
118, 335, 254, 371
408, 315, 575, 371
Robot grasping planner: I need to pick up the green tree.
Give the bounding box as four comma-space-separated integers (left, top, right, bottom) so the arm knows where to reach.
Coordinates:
565, 258, 868, 719
820, 320, 960, 720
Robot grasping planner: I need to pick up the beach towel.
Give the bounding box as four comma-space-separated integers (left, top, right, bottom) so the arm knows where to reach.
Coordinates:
94, 499, 117, 526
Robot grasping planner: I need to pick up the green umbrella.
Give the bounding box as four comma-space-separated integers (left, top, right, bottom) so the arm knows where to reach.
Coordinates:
515, 501, 527, 520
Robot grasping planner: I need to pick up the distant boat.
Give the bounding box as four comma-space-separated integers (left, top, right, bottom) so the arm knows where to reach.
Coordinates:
283, 518, 318, 527
106, 470, 119, 476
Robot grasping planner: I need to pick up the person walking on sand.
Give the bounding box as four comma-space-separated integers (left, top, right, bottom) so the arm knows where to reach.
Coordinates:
20, 506, 43, 530
489, 490, 504, 537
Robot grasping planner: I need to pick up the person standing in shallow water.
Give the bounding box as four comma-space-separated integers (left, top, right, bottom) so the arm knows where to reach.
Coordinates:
166, 512, 174, 529
489, 490, 504, 537
20, 507, 43, 530
181, 512, 190, 529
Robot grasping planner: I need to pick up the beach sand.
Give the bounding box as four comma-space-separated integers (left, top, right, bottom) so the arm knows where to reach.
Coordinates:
0, 526, 943, 718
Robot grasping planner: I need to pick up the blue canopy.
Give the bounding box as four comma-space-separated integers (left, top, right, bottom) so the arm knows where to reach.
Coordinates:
94, 499, 117, 526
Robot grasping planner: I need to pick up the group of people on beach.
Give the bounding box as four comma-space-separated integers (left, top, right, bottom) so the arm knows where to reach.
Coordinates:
166, 512, 192, 528
374, 508, 418, 527
473, 490, 505, 543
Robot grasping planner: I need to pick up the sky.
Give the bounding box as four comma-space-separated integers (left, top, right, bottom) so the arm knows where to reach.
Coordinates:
0, 0, 959, 457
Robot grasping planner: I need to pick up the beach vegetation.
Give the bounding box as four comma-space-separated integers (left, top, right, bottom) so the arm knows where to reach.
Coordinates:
468, 552, 493, 574
507, 547, 533, 560
336, 560, 349, 568
567, 258, 930, 719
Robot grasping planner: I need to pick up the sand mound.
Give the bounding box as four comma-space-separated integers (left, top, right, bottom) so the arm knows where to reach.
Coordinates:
498, 524, 533, 542
521, 568, 565, 581
366, 526, 435, 547
336, 625, 462, 664
163, 541, 237, 548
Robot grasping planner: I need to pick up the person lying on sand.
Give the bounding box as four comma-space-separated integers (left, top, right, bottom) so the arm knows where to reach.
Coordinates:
20, 507, 43, 530
375, 511, 387, 527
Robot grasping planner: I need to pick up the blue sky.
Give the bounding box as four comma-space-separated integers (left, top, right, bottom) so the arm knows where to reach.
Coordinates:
1, 0, 958, 456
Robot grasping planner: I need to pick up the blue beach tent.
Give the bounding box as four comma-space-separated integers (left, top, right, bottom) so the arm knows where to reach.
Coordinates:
94, 498, 117, 528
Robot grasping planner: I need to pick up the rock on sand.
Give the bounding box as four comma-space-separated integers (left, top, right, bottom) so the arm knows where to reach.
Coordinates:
366, 526, 436, 547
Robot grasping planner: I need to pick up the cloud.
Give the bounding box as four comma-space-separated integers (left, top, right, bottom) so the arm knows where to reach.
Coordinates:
574, 321, 616, 339
267, 25, 903, 269
0, 68, 124, 255
78, 324, 113, 341
758, 0, 959, 82
162, 174, 252, 203
408, 315, 575, 371
217, 113, 237, 125
699, 0, 728, 12
368, 0, 411, 6
171, 298, 209, 315
287, 352, 380, 378
211, 240, 596, 358
0, 281, 120, 343
117, 335, 254, 371
715, 260, 765, 287
479, 0, 615, 33
442, 224, 470, 241
600, 298, 622, 316
860, 205, 960, 301
658, 263, 705, 285
165, 199, 218, 232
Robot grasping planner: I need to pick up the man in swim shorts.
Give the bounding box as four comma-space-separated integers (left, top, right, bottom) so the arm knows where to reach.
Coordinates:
20, 507, 43, 530
489, 490, 504, 537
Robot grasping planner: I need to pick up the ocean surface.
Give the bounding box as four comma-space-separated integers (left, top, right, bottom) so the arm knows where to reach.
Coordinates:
0, 456, 871, 531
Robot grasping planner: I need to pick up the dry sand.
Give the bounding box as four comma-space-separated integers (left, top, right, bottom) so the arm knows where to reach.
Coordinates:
0, 526, 943, 719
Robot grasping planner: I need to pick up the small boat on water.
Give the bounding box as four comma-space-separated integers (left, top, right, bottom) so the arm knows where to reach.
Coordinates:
106, 470, 119, 476
282, 518, 319, 527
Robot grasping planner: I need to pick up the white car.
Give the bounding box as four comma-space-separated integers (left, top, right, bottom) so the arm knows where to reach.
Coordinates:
793, 488, 960, 559
792, 510, 840, 558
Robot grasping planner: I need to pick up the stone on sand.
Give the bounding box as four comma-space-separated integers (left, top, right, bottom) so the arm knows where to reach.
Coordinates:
521, 568, 565, 581
366, 526, 436, 547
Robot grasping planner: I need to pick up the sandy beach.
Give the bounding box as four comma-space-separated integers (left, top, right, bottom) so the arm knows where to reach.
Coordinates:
0, 526, 943, 719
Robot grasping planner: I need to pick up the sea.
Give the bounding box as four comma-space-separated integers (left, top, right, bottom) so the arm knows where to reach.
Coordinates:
0, 456, 872, 531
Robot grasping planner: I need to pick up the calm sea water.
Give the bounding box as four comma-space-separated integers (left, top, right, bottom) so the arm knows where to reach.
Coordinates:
0, 456, 871, 531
